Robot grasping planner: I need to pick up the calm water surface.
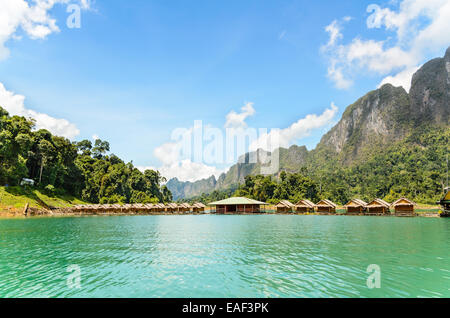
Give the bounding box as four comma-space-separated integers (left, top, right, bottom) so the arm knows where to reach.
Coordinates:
0, 215, 448, 298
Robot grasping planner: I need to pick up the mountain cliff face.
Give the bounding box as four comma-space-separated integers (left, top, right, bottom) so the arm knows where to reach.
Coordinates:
167, 47, 450, 199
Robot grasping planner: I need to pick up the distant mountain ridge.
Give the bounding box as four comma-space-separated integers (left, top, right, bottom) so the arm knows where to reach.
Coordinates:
167, 47, 450, 200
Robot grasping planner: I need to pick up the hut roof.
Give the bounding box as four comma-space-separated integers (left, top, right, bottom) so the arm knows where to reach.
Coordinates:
316, 199, 337, 208
143, 203, 154, 209
167, 203, 178, 208
208, 197, 268, 206
193, 202, 206, 208
179, 203, 192, 208
295, 199, 316, 208
367, 198, 390, 208
344, 199, 367, 208
391, 197, 416, 207
276, 200, 295, 208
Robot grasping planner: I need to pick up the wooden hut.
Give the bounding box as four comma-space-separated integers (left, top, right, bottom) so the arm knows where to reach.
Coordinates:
344, 199, 367, 215
178, 203, 192, 213
157, 203, 166, 212
275, 200, 295, 213
192, 202, 206, 213
391, 198, 416, 216
365, 199, 390, 215
208, 197, 268, 214
438, 188, 450, 217
294, 199, 315, 213
315, 199, 337, 213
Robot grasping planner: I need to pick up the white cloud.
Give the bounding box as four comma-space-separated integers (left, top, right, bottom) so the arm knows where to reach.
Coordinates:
0, 82, 79, 139
250, 103, 338, 152
378, 65, 420, 91
0, 0, 91, 60
138, 160, 227, 183
323, 0, 450, 91
224, 102, 255, 128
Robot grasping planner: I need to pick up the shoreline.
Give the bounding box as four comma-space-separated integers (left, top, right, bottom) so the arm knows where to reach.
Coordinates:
0, 209, 442, 219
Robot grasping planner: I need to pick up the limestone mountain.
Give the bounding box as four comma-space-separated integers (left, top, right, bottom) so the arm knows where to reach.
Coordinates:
167, 47, 450, 199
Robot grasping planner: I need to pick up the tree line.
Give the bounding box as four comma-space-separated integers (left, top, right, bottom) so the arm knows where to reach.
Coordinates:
0, 106, 172, 204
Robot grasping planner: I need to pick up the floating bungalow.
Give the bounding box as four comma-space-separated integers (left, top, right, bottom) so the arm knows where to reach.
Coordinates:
275, 200, 295, 213
166, 203, 178, 213
438, 188, 450, 217
178, 203, 192, 213
192, 202, 206, 213
365, 199, 390, 215
315, 199, 337, 213
294, 199, 316, 213
391, 198, 416, 216
208, 197, 268, 214
344, 199, 367, 215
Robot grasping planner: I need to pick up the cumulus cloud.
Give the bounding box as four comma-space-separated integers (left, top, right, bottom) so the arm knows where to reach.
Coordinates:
0, 0, 91, 60
224, 102, 255, 128
378, 65, 420, 91
250, 103, 339, 152
322, 0, 450, 91
0, 82, 79, 139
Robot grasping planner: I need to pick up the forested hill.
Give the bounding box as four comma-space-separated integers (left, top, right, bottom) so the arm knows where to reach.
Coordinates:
169, 47, 450, 203
0, 109, 172, 205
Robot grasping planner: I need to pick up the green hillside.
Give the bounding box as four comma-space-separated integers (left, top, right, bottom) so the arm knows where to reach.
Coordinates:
0, 186, 87, 210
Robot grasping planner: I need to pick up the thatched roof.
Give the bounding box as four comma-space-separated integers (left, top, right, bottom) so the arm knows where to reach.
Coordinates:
179, 203, 192, 208
391, 197, 416, 207
316, 199, 337, 208
276, 200, 295, 208
167, 203, 178, 208
295, 199, 315, 208
209, 197, 268, 206
367, 198, 390, 208
344, 199, 367, 208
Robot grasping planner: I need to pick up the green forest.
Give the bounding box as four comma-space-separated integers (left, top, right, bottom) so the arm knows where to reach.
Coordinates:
183, 126, 449, 205
0, 106, 172, 204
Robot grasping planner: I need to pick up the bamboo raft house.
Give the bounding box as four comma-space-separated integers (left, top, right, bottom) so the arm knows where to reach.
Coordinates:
208, 197, 268, 214
344, 199, 367, 215
275, 200, 295, 213
166, 203, 178, 213
294, 199, 315, 213
315, 199, 337, 213
178, 203, 192, 213
391, 198, 416, 216
192, 202, 206, 213
365, 199, 390, 215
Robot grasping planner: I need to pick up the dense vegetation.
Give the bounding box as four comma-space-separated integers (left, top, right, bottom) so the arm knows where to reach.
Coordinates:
183, 126, 449, 205
0, 106, 172, 205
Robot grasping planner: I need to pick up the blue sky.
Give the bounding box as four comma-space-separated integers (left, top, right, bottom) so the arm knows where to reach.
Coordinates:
0, 0, 449, 181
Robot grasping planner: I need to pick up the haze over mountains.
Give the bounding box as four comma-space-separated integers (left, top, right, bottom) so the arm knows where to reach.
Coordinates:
168, 47, 450, 200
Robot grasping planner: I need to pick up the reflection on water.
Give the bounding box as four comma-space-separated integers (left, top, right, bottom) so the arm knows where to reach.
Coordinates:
0, 215, 448, 298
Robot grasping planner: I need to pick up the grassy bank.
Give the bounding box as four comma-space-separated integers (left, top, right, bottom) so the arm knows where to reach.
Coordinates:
0, 186, 87, 212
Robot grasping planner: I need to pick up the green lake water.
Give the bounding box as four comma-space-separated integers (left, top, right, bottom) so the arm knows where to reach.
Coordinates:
0, 215, 448, 298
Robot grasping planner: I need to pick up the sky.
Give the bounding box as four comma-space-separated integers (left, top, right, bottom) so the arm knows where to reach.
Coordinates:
0, 0, 449, 182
